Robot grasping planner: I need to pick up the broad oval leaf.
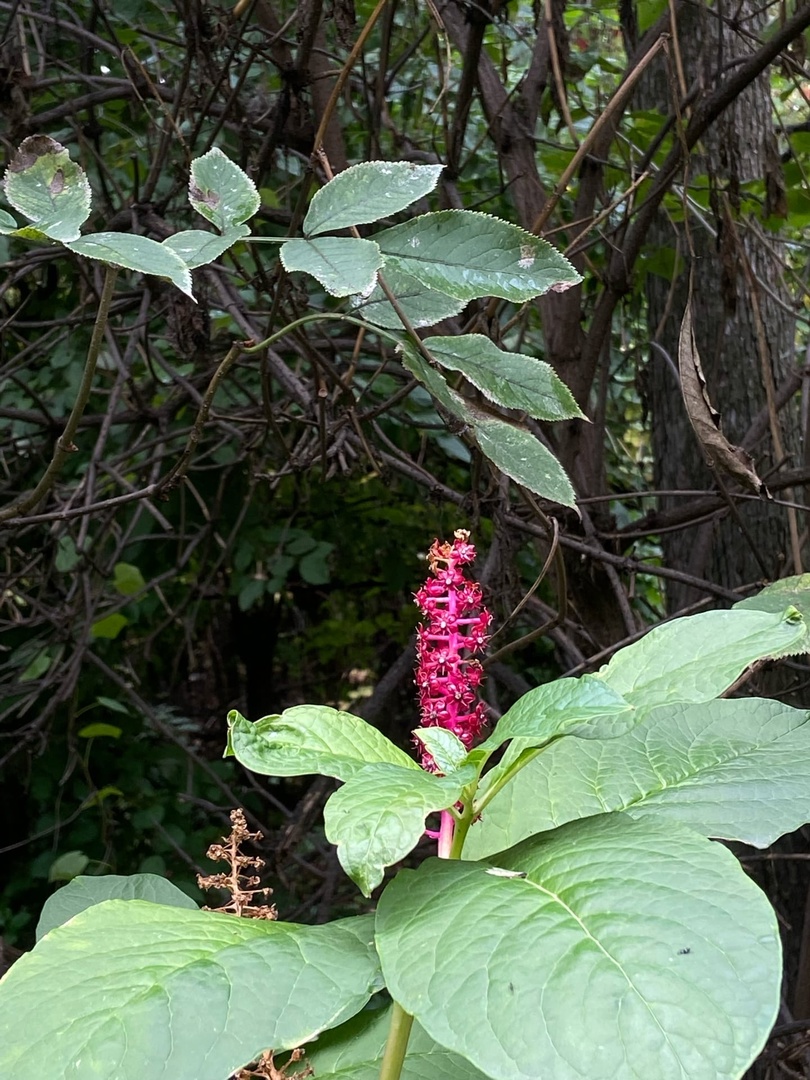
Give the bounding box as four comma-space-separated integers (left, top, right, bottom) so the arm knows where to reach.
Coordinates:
227, 704, 419, 781
303, 1002, 490, 1080
596, 604, 809, 708
0, 902, 381, 1080
412, 727, 469, 773
3, 135, 91, 242
162, 224, 249, 268
464, 696, 810, 858
304, 161, 443, 237
479, 674, 634, 753
375, 211, 581, 302
189, 147, 260, 230
423, 334, 584, 420
325, 762, 477, 896
68, 232, 194, 297
377, 815, 780, 1080
352, 263, 464, 328
280, 236, 382, 297
734, 572, 810, 621
470, 410, 576, 506
0, 207, 18, 232
36, 872, 197, 941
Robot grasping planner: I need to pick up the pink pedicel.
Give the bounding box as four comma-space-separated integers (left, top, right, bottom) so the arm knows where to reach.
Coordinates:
414, 530, 492, 770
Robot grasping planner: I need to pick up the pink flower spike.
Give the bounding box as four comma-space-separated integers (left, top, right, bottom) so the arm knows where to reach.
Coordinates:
413, 530, 491, 770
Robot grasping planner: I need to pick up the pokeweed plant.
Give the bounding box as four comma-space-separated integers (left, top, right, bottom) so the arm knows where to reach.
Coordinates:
0, 135, 584, 524
2, 543, 810, 1080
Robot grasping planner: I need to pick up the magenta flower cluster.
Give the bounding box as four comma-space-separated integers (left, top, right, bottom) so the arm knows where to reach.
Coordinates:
414, 530, 492, 768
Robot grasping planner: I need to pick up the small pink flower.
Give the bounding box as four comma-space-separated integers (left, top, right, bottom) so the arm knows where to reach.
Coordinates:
414, 530, 492, 770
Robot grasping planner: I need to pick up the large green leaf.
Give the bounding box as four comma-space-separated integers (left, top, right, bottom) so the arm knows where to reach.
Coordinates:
423, 335, 584, 420
162, 224, 249, 268
2, 135, 91, 243
0, 902, 381, 1080
227, 704, 419, 781
595, 604, 809, 708
303, 161, 443, 237
352, 263, 464, 328
734, 573, 810, 617
325, 763, 477, 896
375, 211, 581, 302
68, 233, 194, 297
470, 410, 576, 506
188, 147, 260, 230
303, 1002, 490, 1080
464, 696, 810, 858
36, 873, 197, 941
377, 816, 780, 1080
478, 675, 634, 754
280, 236, 382, 296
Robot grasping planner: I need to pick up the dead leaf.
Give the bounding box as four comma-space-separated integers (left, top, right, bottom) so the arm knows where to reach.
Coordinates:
678, 302, 764, 494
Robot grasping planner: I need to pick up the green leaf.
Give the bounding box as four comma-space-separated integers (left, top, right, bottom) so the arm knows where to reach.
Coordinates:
377, 815, 780, 1080
0, 903, 381, 1080
20, 649, 54, 681
324, 762, 477, 895
412, 727, 469, 773
470, 410, 577, 506
734, 573, 810, 622
96, 695, 130, 715
352, 263, 464, 328
91, 612, 128, 639
280, 237, 383, 296
54, 535, 79, 572
227, 704, 419, 781
36, 873, 197, 941
48, 851, 89, 882
303, 1002, 490, 1080
68, 233, 194, 298
188, 147, 260, 230
162, 225, 249, 269
0, 207, 18, 231
464, 697, 810, 858
423, 334, 585, 420
78, 722, 122, 738
113, 561, 146, 596
479, 675, 634, 753
596, 605, 809, 709
375, 211, 581, 302
2, 135, 91, 243
304, 161, 443, 237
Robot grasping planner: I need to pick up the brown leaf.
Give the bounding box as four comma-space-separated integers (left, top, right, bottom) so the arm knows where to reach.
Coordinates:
678, 302, 763, 494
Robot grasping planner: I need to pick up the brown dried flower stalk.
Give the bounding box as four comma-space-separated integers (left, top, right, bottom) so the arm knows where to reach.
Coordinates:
197, 808, 277, 920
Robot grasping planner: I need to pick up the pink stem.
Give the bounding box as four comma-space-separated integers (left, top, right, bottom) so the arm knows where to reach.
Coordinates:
437, 809, 455, 858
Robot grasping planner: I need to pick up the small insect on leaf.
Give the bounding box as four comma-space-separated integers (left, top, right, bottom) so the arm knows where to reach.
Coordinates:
485, 867, 527, 879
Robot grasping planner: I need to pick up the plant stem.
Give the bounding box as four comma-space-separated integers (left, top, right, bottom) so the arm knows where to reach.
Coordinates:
437, 809, 455, 858
0, 265, 119, 525
377, 1000, 414, 1080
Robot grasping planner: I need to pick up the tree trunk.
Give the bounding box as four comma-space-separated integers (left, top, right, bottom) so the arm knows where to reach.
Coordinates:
644, 0, 799, 609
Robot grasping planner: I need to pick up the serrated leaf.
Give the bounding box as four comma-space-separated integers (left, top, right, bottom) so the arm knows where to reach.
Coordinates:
2, 135, 91, 242
162, 224, 249, 269
113, 561, 146, 596
374, 211, 581, 302
412, 727, 469, 773
464, 696, 810, 858
0, 903, 381, 1080
36, 873, 196, 941
377, 816, 780, 1080
423, 334, 584, 420
479, 675, 634, 753
596, 605, 809, 709
281, 236, 382, 297
324, 762, 477, 895
471, 410, 577, 506
352, 262, 464, 328
68, 233, 194, 298
304, 161, 443, 237
227, 705, 419, 781
303, 1003, 490, 1080
188, 147, 260, 230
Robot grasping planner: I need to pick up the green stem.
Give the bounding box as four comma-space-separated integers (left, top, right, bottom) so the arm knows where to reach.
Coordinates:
472, 748, 543, 818
377, 1000, 414, 1080
0, 265, 119, 525
243, 311, 403, 354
